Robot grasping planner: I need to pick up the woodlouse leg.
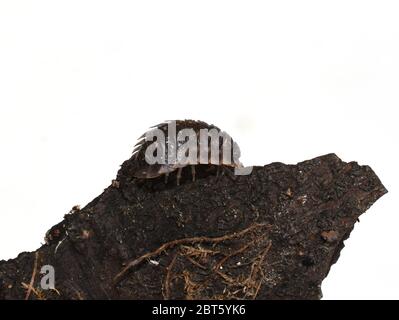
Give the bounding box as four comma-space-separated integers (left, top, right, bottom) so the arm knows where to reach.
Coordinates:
164, 172, 169, 184
191, 165, 196, 182
176, 167, 183, 186
222, 166, 237, 181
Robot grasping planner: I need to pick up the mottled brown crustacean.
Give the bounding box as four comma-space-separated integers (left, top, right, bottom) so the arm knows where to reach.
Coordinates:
131, 120, 242, 185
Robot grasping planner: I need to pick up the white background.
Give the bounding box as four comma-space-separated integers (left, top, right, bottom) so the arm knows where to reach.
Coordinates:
0, 1, 397, 299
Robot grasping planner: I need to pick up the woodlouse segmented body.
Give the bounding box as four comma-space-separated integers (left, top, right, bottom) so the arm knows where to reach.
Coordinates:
131, 120, 242, 185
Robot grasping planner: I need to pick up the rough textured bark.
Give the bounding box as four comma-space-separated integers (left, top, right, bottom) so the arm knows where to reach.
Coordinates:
0, 153, 387, 300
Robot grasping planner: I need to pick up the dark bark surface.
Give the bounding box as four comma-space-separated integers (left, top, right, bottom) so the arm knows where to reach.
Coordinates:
0, 153, 387, 300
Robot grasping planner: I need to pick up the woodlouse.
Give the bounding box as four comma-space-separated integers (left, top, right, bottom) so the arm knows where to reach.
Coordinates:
130, 120, 242, 185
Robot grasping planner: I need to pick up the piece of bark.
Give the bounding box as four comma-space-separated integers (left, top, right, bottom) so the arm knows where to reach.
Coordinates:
0, 153, 387, 300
